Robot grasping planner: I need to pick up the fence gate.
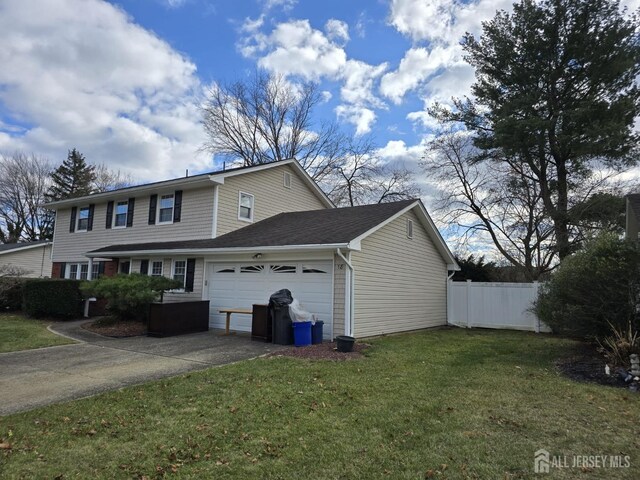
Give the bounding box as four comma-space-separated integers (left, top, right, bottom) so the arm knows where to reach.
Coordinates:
447, 280, 551, 333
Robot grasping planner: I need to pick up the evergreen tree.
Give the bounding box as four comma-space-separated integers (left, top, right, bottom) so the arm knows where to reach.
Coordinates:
48, 149, 96, 200
431, 0, 640, 260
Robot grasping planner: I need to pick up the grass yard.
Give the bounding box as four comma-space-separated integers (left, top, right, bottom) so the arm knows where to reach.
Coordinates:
0, 313, 75, 353
1, 329, 638, 479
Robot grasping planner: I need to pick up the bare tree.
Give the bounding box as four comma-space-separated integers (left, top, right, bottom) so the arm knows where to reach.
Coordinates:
92, 163, 134, 193
423, 131, 555, 280
202, 72, 343, 183
0, 152, 53, 242
323, 137, 420, 207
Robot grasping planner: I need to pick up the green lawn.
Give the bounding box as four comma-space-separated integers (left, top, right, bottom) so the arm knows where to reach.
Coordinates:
0, 329, 638, 479
0, 313, 75, 353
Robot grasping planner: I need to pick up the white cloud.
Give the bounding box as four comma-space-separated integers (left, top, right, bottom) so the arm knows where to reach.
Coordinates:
335, 105, 376, 136
0, 0, 209, 182
240, 18, 387, 134
325, 19, 350, 45
263, 0, 297, 11
388, 0, 456, 43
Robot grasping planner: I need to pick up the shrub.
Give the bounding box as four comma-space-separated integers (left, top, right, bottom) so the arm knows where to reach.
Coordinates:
534, 233, 640, 339
597, 321, 640, 368
0, 277, 29, 311
80, 274, 181, 320
23, 279, 84, 319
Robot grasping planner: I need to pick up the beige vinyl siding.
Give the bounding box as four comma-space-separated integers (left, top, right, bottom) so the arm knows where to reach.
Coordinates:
0, 245, 52, 278
52, 186, 215, 261
332, 253, 346, 338
351, 210, 447, 338
216, 165, 327, 236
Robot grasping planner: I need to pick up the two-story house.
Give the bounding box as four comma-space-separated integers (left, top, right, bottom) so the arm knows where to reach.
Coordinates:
46, 159, 458, 339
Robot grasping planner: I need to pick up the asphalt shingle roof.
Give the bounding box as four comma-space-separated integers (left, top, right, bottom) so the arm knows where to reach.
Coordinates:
88, 199, 417, 254
0, 241, 49, 253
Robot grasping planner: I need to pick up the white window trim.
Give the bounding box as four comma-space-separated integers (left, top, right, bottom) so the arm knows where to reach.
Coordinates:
171, 259, 187, 291
112, 199, 129, 229
76, 206, 90, 232
406, 219, 414, 239
150, 260, 164, 277
157, 193, 175, 225
238, 191, 254, 223
283, 171, 292, 189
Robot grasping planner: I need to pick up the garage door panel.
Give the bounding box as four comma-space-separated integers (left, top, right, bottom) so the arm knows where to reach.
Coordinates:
207, 262, 333, 339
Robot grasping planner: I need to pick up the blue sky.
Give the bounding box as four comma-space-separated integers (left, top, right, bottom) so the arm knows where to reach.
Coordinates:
0, 0, 523, 183
0, 0, 638, 192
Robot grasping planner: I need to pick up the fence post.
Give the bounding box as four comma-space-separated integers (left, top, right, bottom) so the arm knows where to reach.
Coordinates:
532, 281, 540, 333
466, 280, 472, 328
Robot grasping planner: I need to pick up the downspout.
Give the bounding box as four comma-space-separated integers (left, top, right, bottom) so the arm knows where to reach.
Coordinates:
336, 248, 354, 337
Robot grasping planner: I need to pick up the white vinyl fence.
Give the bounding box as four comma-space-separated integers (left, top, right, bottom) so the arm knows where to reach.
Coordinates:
447, 280, 551, 333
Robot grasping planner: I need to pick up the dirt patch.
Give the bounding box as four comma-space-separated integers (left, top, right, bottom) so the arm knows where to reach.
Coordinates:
556, 345, 636, 390
82, 317, 146, 338
270, 341, 370, 361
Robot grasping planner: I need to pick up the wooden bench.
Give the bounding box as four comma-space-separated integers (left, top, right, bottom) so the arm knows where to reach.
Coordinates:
218, 308, 253, 335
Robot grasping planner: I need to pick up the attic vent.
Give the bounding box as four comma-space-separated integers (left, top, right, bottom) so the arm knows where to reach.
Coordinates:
406, 219, 414, 239
283, 172, 292, 189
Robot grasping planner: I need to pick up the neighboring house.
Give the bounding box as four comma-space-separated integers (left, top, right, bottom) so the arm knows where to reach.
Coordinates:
625, 193, 640, 240
45, 159, 458, 338
0, 241, 52, 277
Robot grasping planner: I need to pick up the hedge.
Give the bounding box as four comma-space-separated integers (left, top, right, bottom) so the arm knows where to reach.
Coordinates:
23, 279, 84, 319
0, 277, 29, 311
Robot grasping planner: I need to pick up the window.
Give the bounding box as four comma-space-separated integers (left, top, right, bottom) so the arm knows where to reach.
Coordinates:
119, 260, 131, 275
240, 264, 264, 273
215, 266, 236, 273
91, 262, 102, 279
158, 194, 174, 223
151, 261, 163, 276
77, 207, 90, 231
79, 264, 89, 280
283, 172, 292, 189
69, 264, 78, 279
270, 265, 296, 274
173, 260, 186, 286
406, 219, 414, 239
238, 192, 254, 222
113, 200, 128, 228
302, 265, 328, 274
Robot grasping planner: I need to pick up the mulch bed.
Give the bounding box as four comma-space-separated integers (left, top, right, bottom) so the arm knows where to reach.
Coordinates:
82, 318, 147, 338
271, 341, 370, 360
556, 344, 636, 390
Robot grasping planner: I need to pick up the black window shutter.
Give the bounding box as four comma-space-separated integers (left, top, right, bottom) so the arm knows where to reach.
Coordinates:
98, 262, 105, 276
148, 194, 157, 225
173, 190, 182, 223
69, 207, 77, 233
140, 259, 149, 275
185, 258, 196, 292
105, 201, 114, 229
87, 204, 95, 231
59, 262, 66, 278
126, 198, 135, 227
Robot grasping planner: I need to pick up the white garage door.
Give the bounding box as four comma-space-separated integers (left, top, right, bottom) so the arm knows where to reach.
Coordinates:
207, 261, 333, 338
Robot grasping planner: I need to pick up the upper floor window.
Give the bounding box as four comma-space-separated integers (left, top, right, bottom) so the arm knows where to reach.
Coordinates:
77, 206, 90, 232
238, 192, 254, 222
159, 194, 174, 223
114, 200, 128, 228
283, 172, 292, 189
406, 219, 414, 239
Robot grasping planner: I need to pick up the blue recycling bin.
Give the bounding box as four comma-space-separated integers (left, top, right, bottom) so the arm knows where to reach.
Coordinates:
311, 321, 324, 344
292, 321, 312, 347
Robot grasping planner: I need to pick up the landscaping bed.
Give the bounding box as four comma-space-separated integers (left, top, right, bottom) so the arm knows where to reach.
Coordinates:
557, 344, 637, 390
270, 341, 369, 360
82, 317, 146, 338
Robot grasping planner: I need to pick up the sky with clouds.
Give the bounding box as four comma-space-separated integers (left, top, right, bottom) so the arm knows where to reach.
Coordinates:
0, 0, 638, 192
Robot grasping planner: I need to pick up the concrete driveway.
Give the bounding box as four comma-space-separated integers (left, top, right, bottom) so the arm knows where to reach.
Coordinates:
0, 321, 283, 416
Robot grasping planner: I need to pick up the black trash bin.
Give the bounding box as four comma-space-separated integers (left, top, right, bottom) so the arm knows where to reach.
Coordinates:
269, 289, 294, 345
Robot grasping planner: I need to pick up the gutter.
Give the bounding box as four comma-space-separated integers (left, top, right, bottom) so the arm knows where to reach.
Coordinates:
336, 248, 355, 337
